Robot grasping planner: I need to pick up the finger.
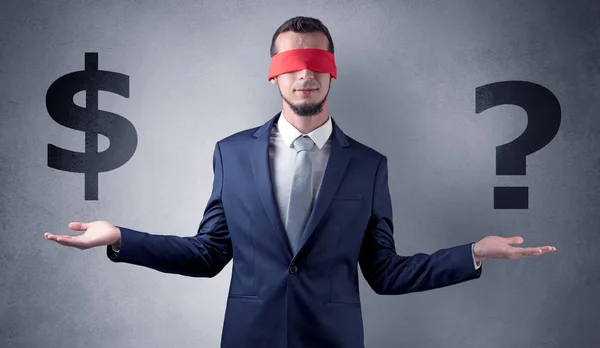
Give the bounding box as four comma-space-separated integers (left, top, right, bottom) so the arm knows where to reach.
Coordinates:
45, 233, 87, 248
69, 222, 88, 231
535, 247, 556, 255
44, 232, 61, 241
505, 236, 524, 245
55, 235, 88, 249
515, 246, 555, 257
520, 246, 556, 253
521, 249, 553, 257
522, 247, 544, 254
44, 232, 74, 241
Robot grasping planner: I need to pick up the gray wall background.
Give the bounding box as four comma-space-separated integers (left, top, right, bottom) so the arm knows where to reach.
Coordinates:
1, 0, 599, 347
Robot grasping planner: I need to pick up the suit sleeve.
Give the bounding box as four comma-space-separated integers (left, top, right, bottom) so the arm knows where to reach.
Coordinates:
359, 155, 482, 295
106, 141, 232, 278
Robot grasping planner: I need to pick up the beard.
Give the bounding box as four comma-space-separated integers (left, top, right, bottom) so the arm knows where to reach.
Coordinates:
279, 80, 331, 117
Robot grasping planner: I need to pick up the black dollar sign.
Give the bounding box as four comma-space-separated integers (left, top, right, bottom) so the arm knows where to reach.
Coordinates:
46, 52, 137, 200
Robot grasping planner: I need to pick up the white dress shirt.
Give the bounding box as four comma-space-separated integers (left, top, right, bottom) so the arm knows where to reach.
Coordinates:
269, 111, 332, 229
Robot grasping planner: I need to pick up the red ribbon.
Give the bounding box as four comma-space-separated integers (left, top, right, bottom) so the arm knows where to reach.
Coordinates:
268, 48, 337, 81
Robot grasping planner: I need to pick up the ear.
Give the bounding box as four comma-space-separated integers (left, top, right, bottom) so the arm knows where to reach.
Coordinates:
269, 77, 278, 85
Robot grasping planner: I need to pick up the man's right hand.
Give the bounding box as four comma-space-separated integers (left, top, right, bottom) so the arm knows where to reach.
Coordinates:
44, 221, 121, 250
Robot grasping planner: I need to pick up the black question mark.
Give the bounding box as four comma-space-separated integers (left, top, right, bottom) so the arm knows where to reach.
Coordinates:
476, 81, 561, 209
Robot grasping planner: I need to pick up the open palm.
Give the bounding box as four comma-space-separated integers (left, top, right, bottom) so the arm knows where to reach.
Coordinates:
44, 221, 121, 250
473, 236, 556, 262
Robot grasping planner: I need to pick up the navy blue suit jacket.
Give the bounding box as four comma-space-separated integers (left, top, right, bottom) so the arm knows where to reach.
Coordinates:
108, 112, 482, 348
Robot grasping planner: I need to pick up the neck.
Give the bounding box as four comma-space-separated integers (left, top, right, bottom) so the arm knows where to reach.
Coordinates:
281, 101, 330, 134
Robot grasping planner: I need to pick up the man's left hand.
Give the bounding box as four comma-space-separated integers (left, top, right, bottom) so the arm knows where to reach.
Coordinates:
473, 236, 556, 263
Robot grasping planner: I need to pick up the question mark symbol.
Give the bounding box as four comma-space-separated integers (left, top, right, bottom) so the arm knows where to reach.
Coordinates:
476, 81, 561, 209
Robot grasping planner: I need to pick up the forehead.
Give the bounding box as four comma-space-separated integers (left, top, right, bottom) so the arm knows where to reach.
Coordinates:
274, 31, 329, 54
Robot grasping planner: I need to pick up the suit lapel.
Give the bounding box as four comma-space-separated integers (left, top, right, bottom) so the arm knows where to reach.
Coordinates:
295, 118, 350, 257
250, 112, 291, 258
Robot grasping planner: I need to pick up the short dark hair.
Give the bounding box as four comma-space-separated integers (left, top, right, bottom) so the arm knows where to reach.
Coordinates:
270, 16, 334, 57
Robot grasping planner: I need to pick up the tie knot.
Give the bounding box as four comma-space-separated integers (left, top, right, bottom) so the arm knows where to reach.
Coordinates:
292, 136, 315, 152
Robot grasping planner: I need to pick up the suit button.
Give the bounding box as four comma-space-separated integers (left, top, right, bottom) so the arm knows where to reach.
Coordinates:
289, 265, 298, 274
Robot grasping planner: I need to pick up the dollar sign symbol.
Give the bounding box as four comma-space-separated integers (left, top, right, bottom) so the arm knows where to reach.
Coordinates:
46, 52, 137, 200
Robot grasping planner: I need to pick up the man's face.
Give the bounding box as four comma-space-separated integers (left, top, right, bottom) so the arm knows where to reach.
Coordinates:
270, 31, 335, 117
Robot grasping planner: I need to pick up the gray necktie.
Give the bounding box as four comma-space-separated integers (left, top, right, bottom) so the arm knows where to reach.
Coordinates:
285, 135, 315, 254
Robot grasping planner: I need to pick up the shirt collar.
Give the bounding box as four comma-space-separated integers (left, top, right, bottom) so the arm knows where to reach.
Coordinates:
277, 111, 332, 150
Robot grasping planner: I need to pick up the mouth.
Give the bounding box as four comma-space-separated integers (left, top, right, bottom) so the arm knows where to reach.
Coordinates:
294, 88, 318, 94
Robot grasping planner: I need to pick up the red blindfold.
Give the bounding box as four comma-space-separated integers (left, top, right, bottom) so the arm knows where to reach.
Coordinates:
268, 48, 337, 81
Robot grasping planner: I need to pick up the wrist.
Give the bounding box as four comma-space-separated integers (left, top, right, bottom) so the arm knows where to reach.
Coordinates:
113, 227, 121, 249
472, 242, 484, 263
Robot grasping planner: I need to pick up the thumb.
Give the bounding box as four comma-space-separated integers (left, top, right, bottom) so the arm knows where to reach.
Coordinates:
505, 236, 524, 245
69, 222, 88, 231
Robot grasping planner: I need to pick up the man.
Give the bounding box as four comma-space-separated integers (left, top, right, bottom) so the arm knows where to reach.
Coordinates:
44, 16, 556, 348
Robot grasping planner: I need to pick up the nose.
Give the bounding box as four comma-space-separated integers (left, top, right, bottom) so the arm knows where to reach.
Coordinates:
297, 69, 315, 80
